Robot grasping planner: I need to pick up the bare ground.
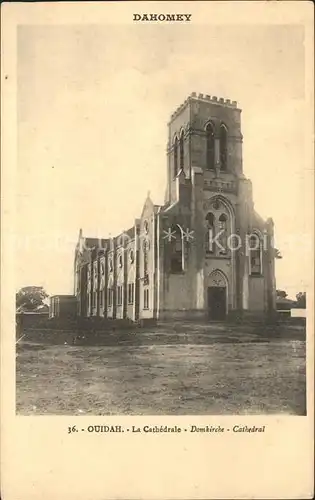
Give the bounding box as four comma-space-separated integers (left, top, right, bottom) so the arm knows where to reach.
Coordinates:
16, 323, 306, 415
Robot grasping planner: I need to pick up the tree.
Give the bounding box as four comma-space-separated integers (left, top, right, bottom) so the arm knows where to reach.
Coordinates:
16, 286, 49, 312
296, 292, 306, 309
276, 290, 288, 300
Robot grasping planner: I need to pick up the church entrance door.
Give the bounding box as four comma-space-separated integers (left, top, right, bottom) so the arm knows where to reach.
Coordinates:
207, 286, 226, 320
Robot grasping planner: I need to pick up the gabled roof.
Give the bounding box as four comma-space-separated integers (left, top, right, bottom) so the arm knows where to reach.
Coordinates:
124, 227, 136, 238
140, 191, 154, 218
84, 237, 108, 249
84, 237, 101, 248
116, 226, 135, 242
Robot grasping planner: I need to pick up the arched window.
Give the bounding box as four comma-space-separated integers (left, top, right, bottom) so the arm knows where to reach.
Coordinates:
174, 137, 179, 177
205, 122, 215, 170
179, 130, 184, 171
108, 257, 113, 272
170, 225, 183, 273
218, 213, 227, 230
129, 249, 135, 264
205, 212, 215, 253
118, 254, 123, 268
99, 260, 105, 310
173, 136, 178, 177
143, 240, 149, 284
218, 213, 228, 254
206, 212, 215, 226
249, 234, 262, 275
75, 262, 80, 295
220, 124, 228, 170
87, 264, 92, 292
107, 278, 114, 308
99, 261, 105, 289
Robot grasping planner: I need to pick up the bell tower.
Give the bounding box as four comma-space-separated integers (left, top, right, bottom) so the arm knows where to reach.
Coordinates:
165, 92, 244, 204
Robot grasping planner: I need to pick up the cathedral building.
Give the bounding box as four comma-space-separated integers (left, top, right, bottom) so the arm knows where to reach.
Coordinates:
72, 93, 277, 322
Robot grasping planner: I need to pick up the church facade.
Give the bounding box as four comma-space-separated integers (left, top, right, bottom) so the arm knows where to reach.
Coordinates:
73, 93, 277, 322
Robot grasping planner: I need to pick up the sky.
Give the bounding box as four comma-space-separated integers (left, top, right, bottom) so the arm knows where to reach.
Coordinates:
16, 23, 311, 299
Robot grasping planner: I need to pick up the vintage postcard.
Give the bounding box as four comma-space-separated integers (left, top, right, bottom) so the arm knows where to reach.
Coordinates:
1, 1, 314, 499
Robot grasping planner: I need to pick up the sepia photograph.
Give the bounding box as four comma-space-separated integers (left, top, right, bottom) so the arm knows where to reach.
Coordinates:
14, 20, 309, 418
2, 3, 314, 499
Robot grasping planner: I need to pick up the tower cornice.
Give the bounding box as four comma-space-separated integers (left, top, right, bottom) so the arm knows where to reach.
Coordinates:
168, 92, 241, 125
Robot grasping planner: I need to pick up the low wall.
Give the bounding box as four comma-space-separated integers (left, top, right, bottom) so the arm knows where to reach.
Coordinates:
16, 312, 49, 329
19, 315, 138, 333
227, 309, 306, 327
